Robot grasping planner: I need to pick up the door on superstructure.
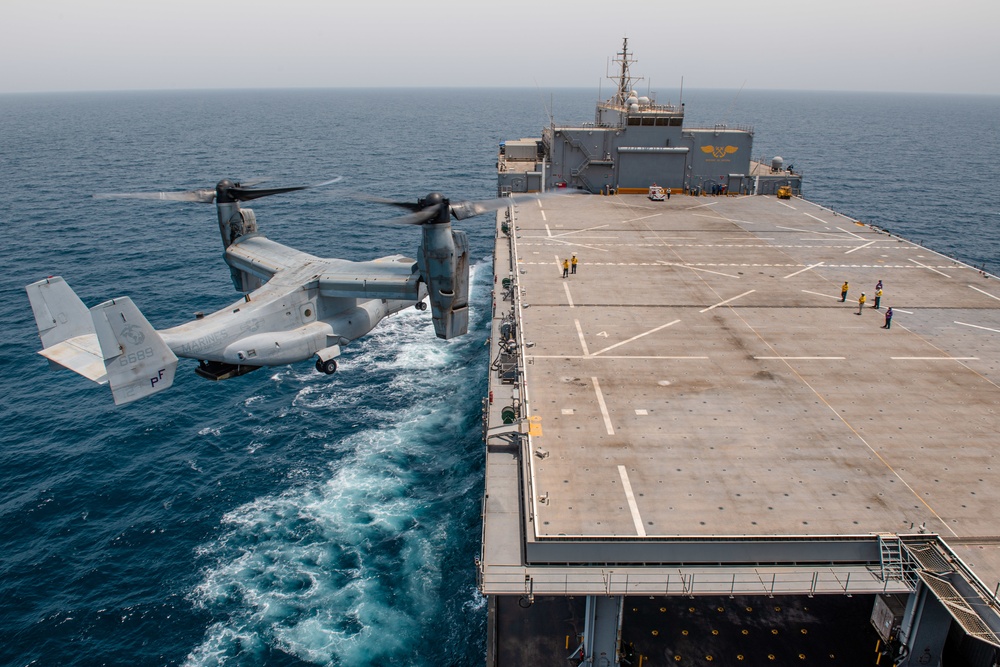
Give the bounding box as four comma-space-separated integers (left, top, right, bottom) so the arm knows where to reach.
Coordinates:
617, 152, 685, 190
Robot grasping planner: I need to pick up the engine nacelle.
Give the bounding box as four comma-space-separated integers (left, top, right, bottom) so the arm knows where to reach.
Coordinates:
418, 222, 469, 339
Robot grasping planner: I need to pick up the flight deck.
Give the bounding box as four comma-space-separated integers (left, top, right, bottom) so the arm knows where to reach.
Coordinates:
481, 191, 1000, 663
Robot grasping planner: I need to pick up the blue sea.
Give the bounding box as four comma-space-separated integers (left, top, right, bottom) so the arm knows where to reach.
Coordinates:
1, 87, 998, 666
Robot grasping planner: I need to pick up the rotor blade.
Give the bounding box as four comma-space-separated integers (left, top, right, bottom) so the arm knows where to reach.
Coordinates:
376, 206, 442, 226
238, 177, 270, 188
229, 176, 342, 201
230, 185, 307, 201
449, 190, 576, 220
355, 193, 426, 212
94, 188, 216, 203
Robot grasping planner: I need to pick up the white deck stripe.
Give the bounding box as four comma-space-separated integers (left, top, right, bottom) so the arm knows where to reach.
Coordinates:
530, 355, 708, 360
755, 356, 846, 360
890, 357, 979, 361
590, 320, 681, 356
700, 290, 756, 313
574, 319, 589, 355
592, 377, 614, 435
802, 289, 841, 299
835, 226, 865, 240
955, 321, 1000, 333
908, 258, 951, 278
955, 320, 1000, 333
659, 261, 740, 278
845, 240, 877, 254
783, 262, 825, 279
564, 282, 575, 308
618, 465, 646, 537
969, 285, 1000, 301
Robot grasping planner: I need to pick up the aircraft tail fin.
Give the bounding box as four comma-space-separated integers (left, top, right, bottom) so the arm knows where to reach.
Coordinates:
26, 276, 108, 383
90, 297, 178, 405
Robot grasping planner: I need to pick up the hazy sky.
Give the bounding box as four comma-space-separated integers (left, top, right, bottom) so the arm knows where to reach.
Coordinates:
3, 0, 998, 95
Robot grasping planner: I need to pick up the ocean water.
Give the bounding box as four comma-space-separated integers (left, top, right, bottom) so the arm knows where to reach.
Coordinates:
0, 87, 997, 667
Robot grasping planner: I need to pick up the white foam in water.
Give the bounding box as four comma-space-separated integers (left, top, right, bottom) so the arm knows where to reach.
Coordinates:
186, 416, 446, 665
184, 264, 491, 666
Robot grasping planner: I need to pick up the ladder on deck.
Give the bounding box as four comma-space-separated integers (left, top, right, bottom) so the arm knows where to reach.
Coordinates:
878, 534, 917, 587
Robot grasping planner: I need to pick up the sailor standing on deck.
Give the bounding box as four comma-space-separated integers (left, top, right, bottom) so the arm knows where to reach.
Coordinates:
883, 307, 893, 329
562, 258, 569, 278
872, 288, 883, 309
571, 254, 578, 274
857, 292, 866, 314
841, 282, 849, 302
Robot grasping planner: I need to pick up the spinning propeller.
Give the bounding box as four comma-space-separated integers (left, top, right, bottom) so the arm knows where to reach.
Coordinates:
374, 190, 576, 225
94, 177, 342, 203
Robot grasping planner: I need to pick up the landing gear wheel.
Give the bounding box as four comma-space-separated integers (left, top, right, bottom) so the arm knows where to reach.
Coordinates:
415, 301, 427, 311
316, 358, 337, 374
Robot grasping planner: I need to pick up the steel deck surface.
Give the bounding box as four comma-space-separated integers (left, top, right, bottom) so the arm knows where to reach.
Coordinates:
483, 192, 1000, 592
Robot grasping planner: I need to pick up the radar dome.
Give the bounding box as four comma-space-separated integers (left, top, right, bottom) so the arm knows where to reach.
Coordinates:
638, 96, 650, 106
626, 96, 639, 107
629, 103, 640, 113
771, 156, 784, 171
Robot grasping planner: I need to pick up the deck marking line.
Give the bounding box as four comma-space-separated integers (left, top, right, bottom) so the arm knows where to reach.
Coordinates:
890, 356, 979, 361
801, 289, 841, 300
621, 213, 663, 224
755, 356, 845, 360
803, 212, 829, 224
908, 257, 951, 278
845, 240, 877, 254
591, 320, 681, 356
701, 290, 756, 313
659, 261, 740, 279
563, 282, 575, 308
776, 225, 841, 235
530, 355, 708, 360
955, 321, 1000, 334
574, 319, 589, 356
783, 262, 825, 279
592, 377, 615, 435
835, 226, 865, 240
778, 201, 796, 209
618, 465, 646, 537
540, 210, 547, 222
548, 224, 611, 238
969, 285, 1000, 302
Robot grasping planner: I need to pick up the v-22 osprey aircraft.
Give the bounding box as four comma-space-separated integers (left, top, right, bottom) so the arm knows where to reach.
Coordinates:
27, 178, 533, 405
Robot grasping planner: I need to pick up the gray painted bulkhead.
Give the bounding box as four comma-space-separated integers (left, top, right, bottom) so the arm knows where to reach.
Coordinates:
539, 116, 754, 193
524, 535, 880, 565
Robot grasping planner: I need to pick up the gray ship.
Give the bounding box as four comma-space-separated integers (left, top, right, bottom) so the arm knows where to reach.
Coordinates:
481, 39, 1000, 666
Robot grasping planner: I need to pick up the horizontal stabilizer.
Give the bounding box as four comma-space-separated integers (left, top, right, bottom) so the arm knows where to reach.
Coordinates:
91, 297, 178, 405
26, 276, 108, 383
38, 334, 108, 384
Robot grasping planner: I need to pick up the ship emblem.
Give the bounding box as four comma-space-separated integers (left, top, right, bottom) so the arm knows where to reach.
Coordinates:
701, 145, 739, 159
120, 324, 145, 345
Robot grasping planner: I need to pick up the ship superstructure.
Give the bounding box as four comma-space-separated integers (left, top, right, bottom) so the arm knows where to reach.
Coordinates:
481, 39, 1000, 666
497, 38, 799, 198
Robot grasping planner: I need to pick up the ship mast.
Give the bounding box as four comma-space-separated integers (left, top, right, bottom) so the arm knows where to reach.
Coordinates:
611, 37, 643, 106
